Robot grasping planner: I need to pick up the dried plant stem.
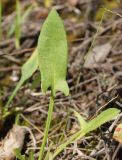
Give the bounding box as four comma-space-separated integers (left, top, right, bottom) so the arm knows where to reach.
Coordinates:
0, 0, 2, 40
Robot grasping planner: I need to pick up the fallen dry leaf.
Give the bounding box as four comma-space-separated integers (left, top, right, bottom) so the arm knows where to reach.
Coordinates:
84, 43, 112, 68
67, 0, 78, 6
113, 123, 122, 143
0, 125, 26, 160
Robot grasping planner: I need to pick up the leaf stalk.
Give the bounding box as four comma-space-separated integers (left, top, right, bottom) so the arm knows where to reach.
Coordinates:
38, 92, 54, 160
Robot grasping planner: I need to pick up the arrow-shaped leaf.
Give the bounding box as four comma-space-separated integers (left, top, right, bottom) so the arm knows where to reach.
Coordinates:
37, 9, 69, 97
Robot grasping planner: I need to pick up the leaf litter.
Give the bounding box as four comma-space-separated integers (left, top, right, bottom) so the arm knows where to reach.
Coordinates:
84, 43, 112, 68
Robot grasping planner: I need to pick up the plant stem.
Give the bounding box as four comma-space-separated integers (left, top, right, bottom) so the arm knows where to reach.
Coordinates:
15, 0, 21, 48
4, 80, 23, 113
38, 93, 54, 160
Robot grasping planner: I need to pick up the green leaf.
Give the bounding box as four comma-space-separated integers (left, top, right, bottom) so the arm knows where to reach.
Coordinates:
44, 143, 53, 160
53, 108, 120, 158
83, 108, 120, 134
29, 151, 35, 160
37, 9, 69, 97
73, 109, 87, 129
15, 0, 21, 48
22, 5, 33, 23
5, 49, 38, 110
14, 148, 25, 160
44, 0, 53, 8
21, 49, 38, 81
9, 5, 33, 37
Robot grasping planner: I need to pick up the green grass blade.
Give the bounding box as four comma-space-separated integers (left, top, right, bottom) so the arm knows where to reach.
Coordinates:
44, 143, 53, 160
15, 0, 21, 48
53, 108, 120, 158
53, 130, 83, 158
84, 9, 106, 66
29, 151, 35, 160
73, 109, 87, 128
44, 0, 52, 8
9, 5, 32, 37
22, 5, 33, 22
14, 148, 25, 160
4, 80, 23, 112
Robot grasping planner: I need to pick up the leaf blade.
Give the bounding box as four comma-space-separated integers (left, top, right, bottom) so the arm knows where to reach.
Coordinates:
15, 0, 21, 48
5, 49, 38, 110
37, 9, 69, 96
53, 108, 120, 158
73, 109, 87, 129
